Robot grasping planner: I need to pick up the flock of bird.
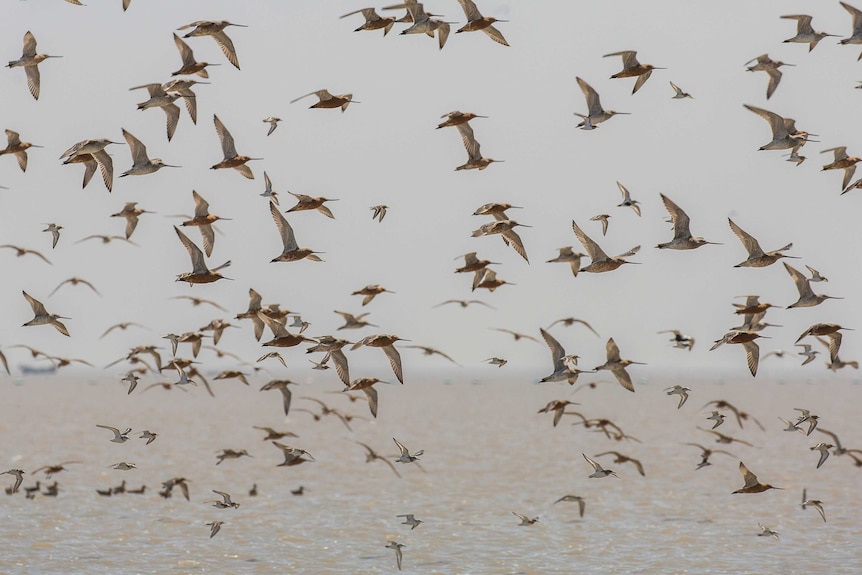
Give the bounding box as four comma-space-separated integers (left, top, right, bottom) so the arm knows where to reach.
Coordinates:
2, 0, 862, 571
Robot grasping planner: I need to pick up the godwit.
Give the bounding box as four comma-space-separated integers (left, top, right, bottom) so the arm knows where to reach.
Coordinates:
286, 192, 338, 218
170, 32, 218, 79
594, 451, 646, 476
728, 218, 796, 267
259, 380, 297, 416
215, 448, 252, 465
269, 202, 322, 262
352, 285, 394, 306
340, 7, 396, 36
554, 495, 586, 517
548, 317, 599, 336
657, 194, 720, 250
211, 115, 260, 179
782, 14, 837, 51
352, 334, 407, 383
173, 226, 231, 284
571, 220, 640, 273
437, 110, 487, 129
821, 146, 862, 191
48, 276, 100, 297
262, 116, 281, 136
471, 219, 528, 261
389, 2, 452, 50
162, 78, 205, 124
745, 54, 793, 100
539, 328, 593, 385
258, 313, 315, 348
537, 399, 580, 427
181, 190, 229, 257
743, 105, 814, 151
574, 77, 629, 129
111, 202, 153, 240
405, 345, 459, 364
0, 244, 51, 264
120, 129, 179, 177
709, 331, 764, 376
455, 0, 509, 46
453, 122, 501, 171
22, 291, 69, 336
131, 83, 182, 142
7, 31, 61, 100
733, 461, 782, 493
669, 81, 693, 99
333, 310, 376, 330
290, 89, 357, 112
783, 263, 840, 308
594, 338, 644, 392
840, 1, 862, 59
60, 138, 120, 192
177, 21, 246, 69
795, 323, 851, 363
474, 269, 514, 292
547, 246, 586, 276
604, 51, 664, 94
0, 130, 41, 172
345, 377, 386, 418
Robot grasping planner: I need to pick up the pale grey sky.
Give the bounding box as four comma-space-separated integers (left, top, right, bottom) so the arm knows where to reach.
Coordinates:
1, 0, 860, 382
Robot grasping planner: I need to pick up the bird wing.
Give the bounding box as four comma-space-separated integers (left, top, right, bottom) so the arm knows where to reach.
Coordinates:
212, 31, 240, 69
456, 122, 481, 160
269, 201, 298, 252
576, 77, 601, 115
22, 31, 37, 58
213, 115, 238, 158
174, 226, 207, 272
382, 345, 404, 383
660, 193, 692, 240
728, 218, 764, 258
540, 328, 566, 370
742, 341, 760, 377
571, 220, 609, 261
122, 129, 148, 165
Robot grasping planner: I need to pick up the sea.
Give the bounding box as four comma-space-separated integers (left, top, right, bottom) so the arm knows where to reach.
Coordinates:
0, 371, 860, 575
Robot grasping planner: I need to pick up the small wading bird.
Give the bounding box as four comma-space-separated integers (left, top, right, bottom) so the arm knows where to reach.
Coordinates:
582, 453, 619, 478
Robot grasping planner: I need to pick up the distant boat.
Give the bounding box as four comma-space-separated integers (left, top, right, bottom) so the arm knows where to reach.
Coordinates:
18, 364, 58, 376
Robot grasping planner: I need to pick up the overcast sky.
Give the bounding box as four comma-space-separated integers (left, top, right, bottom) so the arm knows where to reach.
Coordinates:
1, 0, 860, 382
